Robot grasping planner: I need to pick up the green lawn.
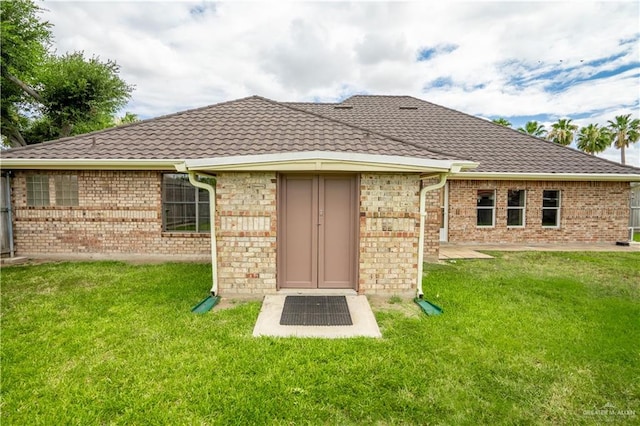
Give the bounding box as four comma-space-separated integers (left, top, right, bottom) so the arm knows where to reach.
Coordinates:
1, 252, 638, 425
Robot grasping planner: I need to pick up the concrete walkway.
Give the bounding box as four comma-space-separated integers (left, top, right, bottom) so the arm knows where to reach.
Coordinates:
253, 291, 381, 338
439, 242, 640, 260
439, 247, 493, 260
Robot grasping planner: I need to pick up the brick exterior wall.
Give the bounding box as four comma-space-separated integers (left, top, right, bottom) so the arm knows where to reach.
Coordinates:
10, 170, 431, 296
447, 179, 631, 243
11, 170, 211, 256
421, 177, 443, 261
13, 171, 630, 294
359, 174, 421, 295
215, 172, 277, 295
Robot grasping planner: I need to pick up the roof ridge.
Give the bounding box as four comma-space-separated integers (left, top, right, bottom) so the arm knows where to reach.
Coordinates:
343, 94, 416, 100
277, 98, 471, 162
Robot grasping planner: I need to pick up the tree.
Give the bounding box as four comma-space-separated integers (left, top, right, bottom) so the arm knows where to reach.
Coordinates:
115, 112, 139, 125
607, 114, 640, 165
576, 124, 611, 155
492, 118, 512, 127
547, 118, 578, 146
0, 0, 52, 146
517, 121, 547, 137
1, 0, 133, 147
35, 52, 132, 139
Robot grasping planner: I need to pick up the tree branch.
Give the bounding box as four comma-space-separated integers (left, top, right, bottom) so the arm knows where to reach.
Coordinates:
1, 68, 43, 103
8, 126, 27, 147
1, 114, 27, 147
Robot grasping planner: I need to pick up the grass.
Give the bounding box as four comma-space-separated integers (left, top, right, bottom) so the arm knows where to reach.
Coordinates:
1, 252, 638, 424
633, 231, 640, 242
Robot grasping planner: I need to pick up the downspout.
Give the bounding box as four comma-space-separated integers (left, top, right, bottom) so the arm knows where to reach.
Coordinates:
187, 172, 219, 296
416, 173, 448, 298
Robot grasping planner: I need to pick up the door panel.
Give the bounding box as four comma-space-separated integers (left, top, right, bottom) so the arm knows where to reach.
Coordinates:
280, 176, 317, 288
279, 175, 357, 290
318, 176, 356, 288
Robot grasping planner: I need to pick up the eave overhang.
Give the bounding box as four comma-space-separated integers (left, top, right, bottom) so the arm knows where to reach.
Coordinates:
451, 171, 640, 182
0, 159, 183, 170
179, 151, 478, 173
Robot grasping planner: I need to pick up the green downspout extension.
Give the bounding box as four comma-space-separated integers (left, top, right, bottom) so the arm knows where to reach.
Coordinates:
187, 172, 219, 296
416, 173, 447, 299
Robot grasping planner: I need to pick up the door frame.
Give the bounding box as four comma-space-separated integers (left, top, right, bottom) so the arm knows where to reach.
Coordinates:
276, 173, 360, 291
439, 182, 449, 242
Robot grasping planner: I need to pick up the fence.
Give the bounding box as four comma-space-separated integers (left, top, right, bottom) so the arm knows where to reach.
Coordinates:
631, 185, 640, 240
0, 174, 14, 257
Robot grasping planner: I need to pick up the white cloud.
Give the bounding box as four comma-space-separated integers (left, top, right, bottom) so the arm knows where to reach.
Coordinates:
355, 33, 411, 65
40, 0, 640, 166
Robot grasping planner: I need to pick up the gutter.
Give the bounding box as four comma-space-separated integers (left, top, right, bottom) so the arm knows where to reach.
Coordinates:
451, 172, 640, 182
416, 173, 448, 298
0, 159, 183, 170
185, 171, 219, 297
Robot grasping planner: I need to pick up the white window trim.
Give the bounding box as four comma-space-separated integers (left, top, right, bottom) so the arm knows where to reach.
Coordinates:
542, 190, 561, 228
162, 173, 210, 233
507, 189, 526, 228
476, 189, 496, 228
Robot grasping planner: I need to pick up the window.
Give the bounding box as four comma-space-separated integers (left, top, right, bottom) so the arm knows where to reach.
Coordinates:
162, 174, 210, 232
476, 189, 495, 227
55, 175, 79, 206
26, 175, 50, 206
507, 190, 526, 227
542, 190, 561, 227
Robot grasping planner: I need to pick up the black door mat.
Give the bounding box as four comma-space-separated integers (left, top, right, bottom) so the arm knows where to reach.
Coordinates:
280, 296, 353, 326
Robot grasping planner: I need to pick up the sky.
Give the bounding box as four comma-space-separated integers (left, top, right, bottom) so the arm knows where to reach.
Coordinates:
40, 0, 640, 167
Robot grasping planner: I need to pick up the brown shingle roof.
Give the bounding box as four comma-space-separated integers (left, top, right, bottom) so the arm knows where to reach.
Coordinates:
1, 96, 458, 162
3, 94, 639, 176
290, 95, 640, 174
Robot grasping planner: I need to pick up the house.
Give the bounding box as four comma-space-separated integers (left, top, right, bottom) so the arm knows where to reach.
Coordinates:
1, 95, 639, 297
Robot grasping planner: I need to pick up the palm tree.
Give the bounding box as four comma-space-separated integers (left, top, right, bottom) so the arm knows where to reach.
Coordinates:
517, 121, 547, 137
607, 114, 640, 165
547, 118, 578, 146
576, 124, 611, 155
492, 118, 512, 127
115, 112, 139, 125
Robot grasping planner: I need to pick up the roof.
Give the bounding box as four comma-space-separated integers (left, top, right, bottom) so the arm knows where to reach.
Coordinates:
290, 95, 640, 175
2, 94, 639, 178
1, 96, 458, 162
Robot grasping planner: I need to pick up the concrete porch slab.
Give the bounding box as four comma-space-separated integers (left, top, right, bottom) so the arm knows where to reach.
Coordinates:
0, 256, 29, 266
252, 294, 382, 338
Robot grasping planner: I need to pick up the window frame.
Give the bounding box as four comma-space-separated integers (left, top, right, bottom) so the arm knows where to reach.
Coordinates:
26, 175, 50, 207
542, 190, 561, 228
162, 173, 210, 233
476, 189, 496, 227
507, 189, 526, 228
54, 175, 79, 206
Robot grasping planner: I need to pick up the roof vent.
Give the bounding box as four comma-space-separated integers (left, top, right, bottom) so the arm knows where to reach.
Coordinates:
334, 105, 353, 109
399, 106, 418, 110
